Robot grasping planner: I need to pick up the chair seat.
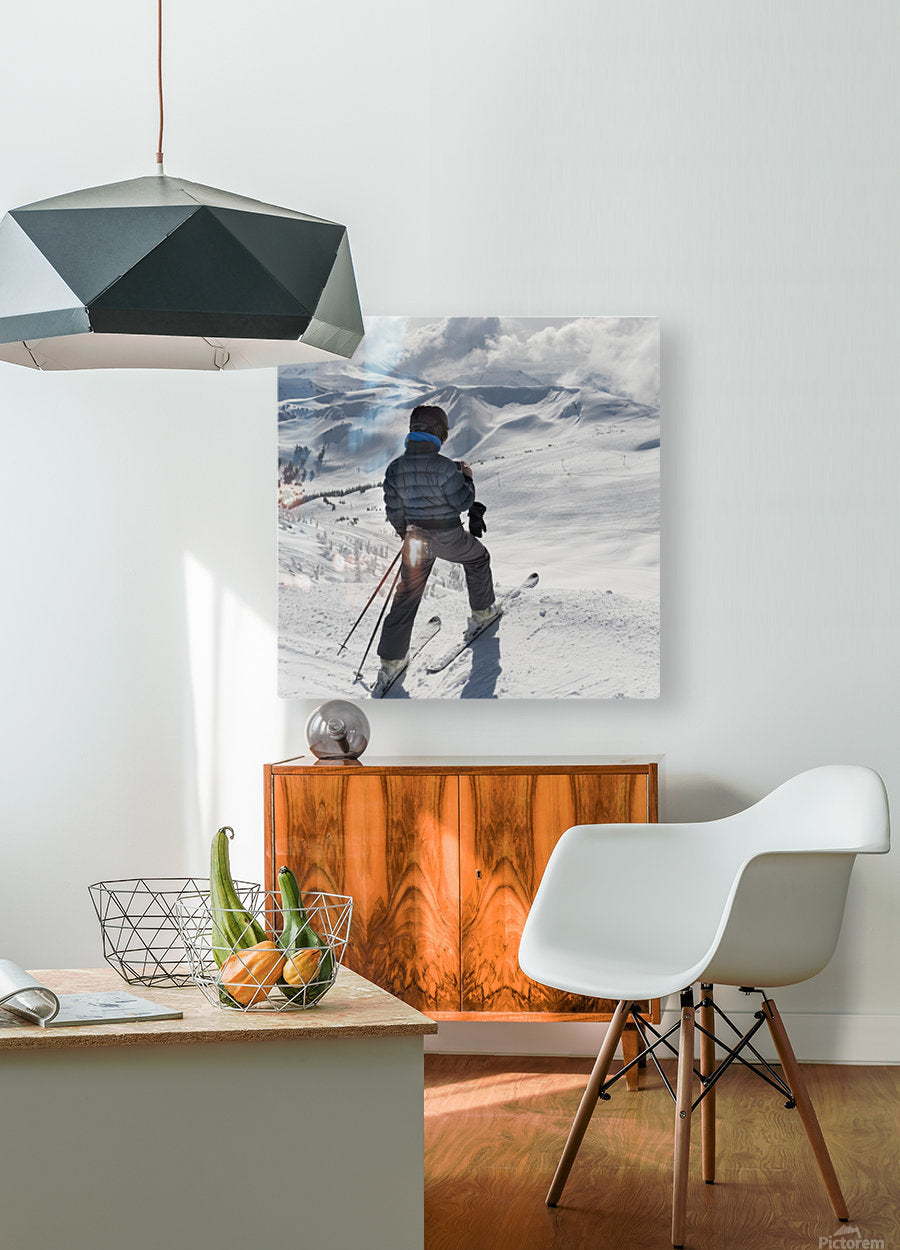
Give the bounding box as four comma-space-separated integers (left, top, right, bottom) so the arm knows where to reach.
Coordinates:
519, 944, 700, 1001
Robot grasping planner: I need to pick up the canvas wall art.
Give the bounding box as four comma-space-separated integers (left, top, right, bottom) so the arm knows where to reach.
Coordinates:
277, 316, 659, 699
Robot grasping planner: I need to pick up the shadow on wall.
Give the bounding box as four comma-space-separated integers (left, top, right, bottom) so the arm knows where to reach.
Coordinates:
664, 775, 755, 823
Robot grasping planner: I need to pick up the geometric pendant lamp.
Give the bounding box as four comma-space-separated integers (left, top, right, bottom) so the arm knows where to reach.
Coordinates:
0, 2, 363, 371
0, 174, 365, 370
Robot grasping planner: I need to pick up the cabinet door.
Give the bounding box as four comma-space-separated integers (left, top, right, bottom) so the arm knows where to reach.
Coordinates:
459, 771, 650, 1015
271, 771, 460, 1012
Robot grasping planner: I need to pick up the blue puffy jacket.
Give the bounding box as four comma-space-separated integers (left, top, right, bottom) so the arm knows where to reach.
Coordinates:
383, 440, 475, 535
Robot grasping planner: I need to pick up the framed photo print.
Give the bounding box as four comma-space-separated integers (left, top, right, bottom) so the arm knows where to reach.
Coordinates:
278, 316, 659, 699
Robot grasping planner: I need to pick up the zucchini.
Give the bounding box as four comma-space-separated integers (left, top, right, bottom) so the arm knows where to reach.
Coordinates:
276, 865, 334, 1005
209, 826, 265, 969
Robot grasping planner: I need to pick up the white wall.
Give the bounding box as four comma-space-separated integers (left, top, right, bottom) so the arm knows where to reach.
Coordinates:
1, 1, 897, 1060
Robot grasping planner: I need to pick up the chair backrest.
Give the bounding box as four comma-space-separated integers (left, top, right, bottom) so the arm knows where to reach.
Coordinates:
699, 765, 889, 987
724, 764, 890, 854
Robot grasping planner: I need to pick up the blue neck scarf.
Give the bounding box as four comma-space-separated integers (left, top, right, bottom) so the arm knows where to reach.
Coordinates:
405, 431, 443, 450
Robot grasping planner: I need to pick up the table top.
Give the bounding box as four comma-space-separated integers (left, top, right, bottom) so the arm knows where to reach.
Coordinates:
0, 967, 438, 1052
270, 754, 661, 773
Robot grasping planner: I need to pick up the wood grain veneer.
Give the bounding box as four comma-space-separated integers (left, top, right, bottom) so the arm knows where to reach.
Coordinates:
459, 771, 648, 1015
266, 757, 660, 1023
271, 769, 461, 1011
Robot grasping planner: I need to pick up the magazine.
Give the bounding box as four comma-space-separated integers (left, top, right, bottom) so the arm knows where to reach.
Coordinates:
0, 961, 183, 1028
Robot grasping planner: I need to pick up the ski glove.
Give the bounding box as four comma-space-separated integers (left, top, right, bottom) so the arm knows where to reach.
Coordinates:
468, 501, 487, 538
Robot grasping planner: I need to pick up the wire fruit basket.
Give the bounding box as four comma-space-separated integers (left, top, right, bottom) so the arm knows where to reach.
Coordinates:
88, 878, 261, 988
175, 889, 353, 1011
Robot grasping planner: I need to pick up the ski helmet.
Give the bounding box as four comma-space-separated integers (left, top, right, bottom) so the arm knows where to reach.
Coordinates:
409, 404, 449, 441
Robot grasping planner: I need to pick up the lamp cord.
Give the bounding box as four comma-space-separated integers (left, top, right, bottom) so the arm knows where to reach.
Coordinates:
155, 0, 164, 174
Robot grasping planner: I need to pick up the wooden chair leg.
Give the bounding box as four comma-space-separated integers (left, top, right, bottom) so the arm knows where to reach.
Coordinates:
621, 1022, 642, 1091
698, 983, 716, 1184
761, 997, 850, 1222
671, 993, 695, 1249
546, 999, 632, 1207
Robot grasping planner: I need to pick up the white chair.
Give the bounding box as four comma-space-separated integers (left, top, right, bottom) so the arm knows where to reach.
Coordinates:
518, 765, 890, 1248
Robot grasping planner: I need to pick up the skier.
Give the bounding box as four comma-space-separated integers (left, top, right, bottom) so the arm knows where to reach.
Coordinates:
375, 404, 499, 691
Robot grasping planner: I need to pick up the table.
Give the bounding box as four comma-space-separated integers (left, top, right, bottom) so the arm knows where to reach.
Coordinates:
0, 967, 437, 1250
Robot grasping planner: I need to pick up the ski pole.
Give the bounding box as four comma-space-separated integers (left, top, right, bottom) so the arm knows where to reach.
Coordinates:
337, 547, 402, 654
354, 560, 402, 679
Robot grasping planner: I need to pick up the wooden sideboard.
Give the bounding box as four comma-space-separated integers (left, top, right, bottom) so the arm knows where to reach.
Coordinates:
265, 756, 659, 1031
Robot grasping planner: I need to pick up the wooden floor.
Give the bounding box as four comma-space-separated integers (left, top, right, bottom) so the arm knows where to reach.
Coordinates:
424, 1054, 900, 1250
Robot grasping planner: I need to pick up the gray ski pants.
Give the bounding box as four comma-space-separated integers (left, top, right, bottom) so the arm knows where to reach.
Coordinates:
377, 524, 495, 661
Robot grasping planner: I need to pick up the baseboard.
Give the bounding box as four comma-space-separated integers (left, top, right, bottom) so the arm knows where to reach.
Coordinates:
424, 1012, 900, 1064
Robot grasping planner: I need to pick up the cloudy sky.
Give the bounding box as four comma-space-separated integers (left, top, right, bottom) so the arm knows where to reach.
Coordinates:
358, 316, 659, 407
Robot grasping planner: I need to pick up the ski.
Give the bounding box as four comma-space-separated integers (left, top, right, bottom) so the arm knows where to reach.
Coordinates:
424, 573, 539, 674
359, 615, 442, 698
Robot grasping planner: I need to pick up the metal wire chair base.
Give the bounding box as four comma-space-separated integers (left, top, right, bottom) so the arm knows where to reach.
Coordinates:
600, 987, 794, 1110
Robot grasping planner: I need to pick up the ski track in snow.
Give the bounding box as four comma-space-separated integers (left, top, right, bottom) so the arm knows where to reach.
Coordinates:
279, 574, 658, 700
277, 358, 659, 699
